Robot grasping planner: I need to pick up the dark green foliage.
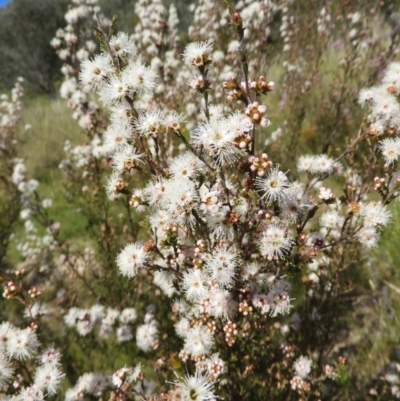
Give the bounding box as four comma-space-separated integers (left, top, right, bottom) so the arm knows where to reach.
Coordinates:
0, 0, 69, 95
0, 0, 196, 96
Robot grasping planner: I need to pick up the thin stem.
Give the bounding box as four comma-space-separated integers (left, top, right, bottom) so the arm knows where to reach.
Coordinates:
95, 14, 119, 73
334, 131, 368, 163
174, 130, 215, 172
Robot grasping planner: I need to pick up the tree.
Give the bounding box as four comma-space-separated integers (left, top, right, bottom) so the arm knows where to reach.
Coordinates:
0, 0, 69, 95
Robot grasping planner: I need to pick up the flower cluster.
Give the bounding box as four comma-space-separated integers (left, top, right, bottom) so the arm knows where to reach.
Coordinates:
64, 305, 137, 341
0, 322, 65, 398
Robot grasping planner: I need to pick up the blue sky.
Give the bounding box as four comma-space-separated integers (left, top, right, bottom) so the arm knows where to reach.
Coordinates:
0, 0, 10, 6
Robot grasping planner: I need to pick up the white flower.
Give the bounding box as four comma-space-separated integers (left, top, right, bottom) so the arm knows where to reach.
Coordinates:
76, 48, 89, 62
112, 367, 131, 388
76, 319, 94, 336
19, 385, 45, 401
6, 327, 39, 360
153, 270, 176, 297
110, 100, 134, 125
307, 232, 326, 248
103, 123, 131, 154
200, 188, 221, 215
355, 226, 379, 248
253, 280, 292, 316
0, 353, 13, 388
293, 355, 312, 378
103, 308, 120, 326
76, 373, 110, 396
134, 110, 165, 137
34, 363, 65, 395
268, 281, 292, 316
174, 370, 216, 401
361, 202, 391, 228
42, 198, 52, 208
89, 304, 105, 325
39, 346, 62, 366
60, 77, 77, 99
280, 182, 312, 221
258, 225, 294, 260
226, 111, 253, 137
369, 119, 386, 135
24, 302, 49, 319
379, 137, 400, 165
144, 178, 168, 206
12, 161, 26, 184
358, 88, 375, 105
20, 209, 32, 220
106, 172, 126, 197
112, 144, 143, 172
181, 269, 209, 301
121, 62, 158, 96
50, 37, 61, 48
310, 154, 335, 175
136, 322, 158, 352
58, 48, 71, 61
163, 178, 199, 224
184, 325, 214, 357
119, 308, 137, 324
65, 387, 83, 401
80, 54, 114, 89
255, 167, 289, 201
116, 243, 148, 278
320, 210, 345, 230
110, 32, 137, 61
319, 186, 334, 200
383, 62, 400, 93
163, 110, 185, 133
192, 118, 243, 164
116, 325, 133, 342
129, 363, 143, 382
175, 318, 191, 338
208, 104, 224, 121
206, 245, 238, 287
209, 288, 237, 319
183, 41, 213, 67
133, 379, 155, 399
27, 179, 39, 193
371, 90, 400, 125
130, 189, 147, 213
64, 307, 82, 328
169, 152, 204, 180
99, 76, 131, 105
242, 262, 261, 281
99, 323, 113, 339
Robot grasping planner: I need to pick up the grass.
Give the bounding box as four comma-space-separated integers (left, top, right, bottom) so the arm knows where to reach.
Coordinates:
6, 96, 91, 253
20, 95, 82, 181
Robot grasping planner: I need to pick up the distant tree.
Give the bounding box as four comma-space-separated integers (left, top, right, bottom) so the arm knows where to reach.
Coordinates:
0, 0, 69, 95
0, 0, 196, 95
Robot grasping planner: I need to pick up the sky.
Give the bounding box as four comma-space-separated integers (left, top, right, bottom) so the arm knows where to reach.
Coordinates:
0, 0, 10, 6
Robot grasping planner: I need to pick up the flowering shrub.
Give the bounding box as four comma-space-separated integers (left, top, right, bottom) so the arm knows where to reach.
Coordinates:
1, 0, 400, 400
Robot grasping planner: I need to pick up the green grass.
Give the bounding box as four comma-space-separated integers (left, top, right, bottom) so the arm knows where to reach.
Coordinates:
20, 95, 82, 182
11, 96, 91, 247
